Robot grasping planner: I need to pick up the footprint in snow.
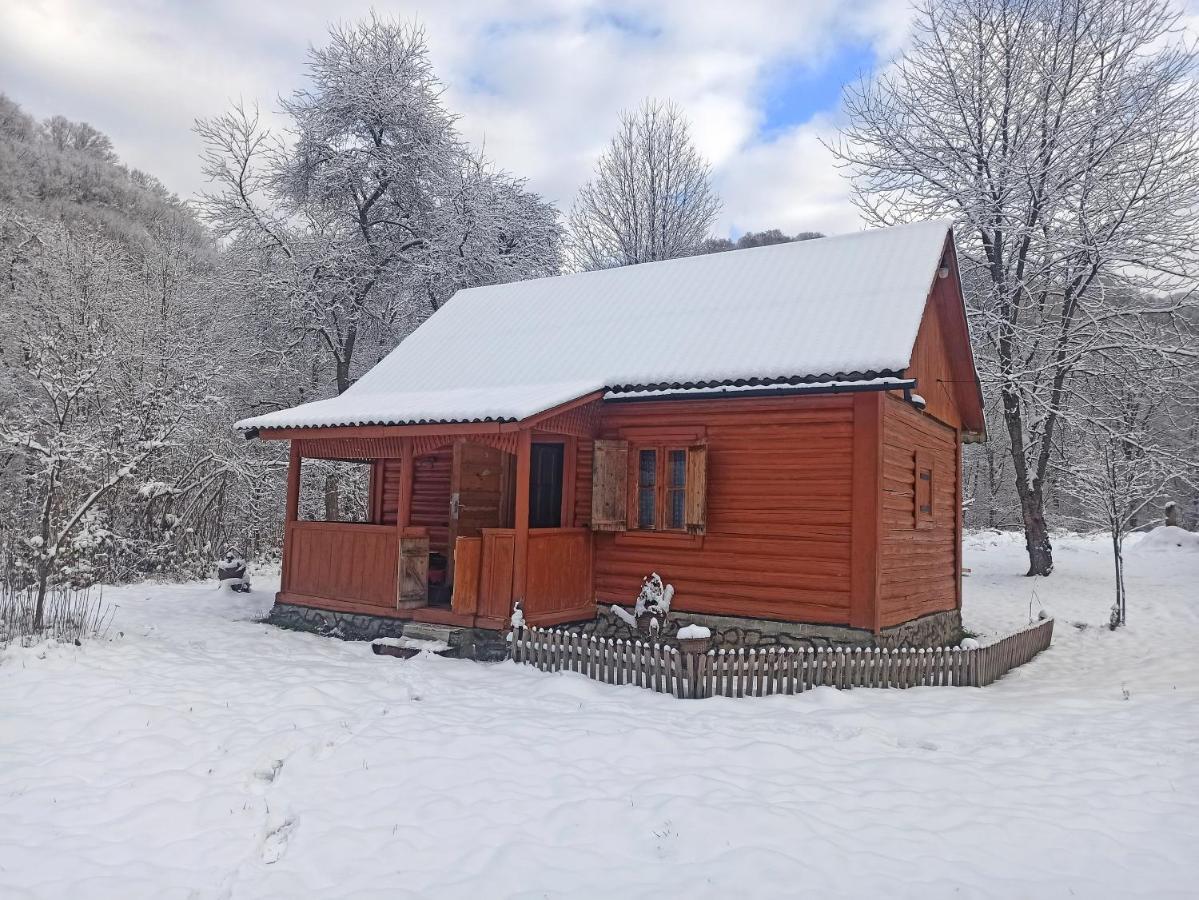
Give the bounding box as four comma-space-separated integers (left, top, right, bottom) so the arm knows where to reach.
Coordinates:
262, 815, 298, 864
248, 759, 284, 794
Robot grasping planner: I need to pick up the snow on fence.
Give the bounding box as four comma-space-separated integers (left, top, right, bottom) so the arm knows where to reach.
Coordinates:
509, 618, 1054, 698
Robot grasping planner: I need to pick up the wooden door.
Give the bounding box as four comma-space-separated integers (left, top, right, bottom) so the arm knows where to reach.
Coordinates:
447, 441, 514, 582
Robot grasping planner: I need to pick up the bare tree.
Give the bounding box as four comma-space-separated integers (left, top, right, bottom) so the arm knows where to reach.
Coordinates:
569, 99, 720, 270
833, 0, 1199, 575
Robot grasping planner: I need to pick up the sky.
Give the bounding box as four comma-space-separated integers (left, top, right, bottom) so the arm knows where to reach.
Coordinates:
0, 0, 922, 238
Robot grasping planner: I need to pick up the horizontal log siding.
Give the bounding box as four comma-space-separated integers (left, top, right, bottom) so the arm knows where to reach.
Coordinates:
591, 396, 855, 624
380, 448, 452, 554
879, 395, 959, 627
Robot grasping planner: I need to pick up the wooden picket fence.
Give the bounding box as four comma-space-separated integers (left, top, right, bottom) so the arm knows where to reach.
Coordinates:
510, 617, 1054, 698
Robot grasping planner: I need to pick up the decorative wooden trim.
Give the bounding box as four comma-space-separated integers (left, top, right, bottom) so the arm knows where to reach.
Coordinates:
517, 391, 606, 432
531, 399, 604, 439
850, 391, 883, 632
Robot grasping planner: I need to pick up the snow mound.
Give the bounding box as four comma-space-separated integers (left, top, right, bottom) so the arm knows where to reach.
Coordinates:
677, 624, 711, 640
1130, 526, 1199, 554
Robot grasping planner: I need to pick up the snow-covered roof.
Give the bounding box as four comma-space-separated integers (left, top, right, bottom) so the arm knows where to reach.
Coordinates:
237, 220, 954, 431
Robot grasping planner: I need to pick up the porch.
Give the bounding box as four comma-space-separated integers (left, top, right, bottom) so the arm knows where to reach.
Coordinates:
274, 413, 599, 630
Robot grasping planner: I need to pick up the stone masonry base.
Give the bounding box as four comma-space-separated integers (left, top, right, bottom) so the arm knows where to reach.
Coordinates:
265, 602, 509, 662
265, 600, 962, 660
561, 606, 964, 651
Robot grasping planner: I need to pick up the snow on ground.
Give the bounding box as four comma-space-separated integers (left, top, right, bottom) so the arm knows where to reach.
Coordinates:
1, 531, 1196, 899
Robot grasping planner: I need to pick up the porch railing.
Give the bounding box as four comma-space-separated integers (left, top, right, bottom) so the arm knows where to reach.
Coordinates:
283, 521, 398, 610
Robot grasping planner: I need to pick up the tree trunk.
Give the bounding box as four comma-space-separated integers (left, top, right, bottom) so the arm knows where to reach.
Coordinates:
1018, 486, 1054, 576
33, 568, 48, 632
1001, 385, 1054, 576
324, 472, 340, 522
1110, 529, 1126, 630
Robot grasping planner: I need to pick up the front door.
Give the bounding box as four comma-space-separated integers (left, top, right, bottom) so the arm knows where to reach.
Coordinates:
447, 441, 515, 583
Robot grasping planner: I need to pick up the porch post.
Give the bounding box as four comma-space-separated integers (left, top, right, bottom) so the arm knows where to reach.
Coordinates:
397, 437, 414, 528
282, 443, 301, 594
512, 429, 532, 606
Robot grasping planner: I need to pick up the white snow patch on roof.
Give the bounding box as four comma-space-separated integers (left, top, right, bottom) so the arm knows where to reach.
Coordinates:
237, 220, 951, 431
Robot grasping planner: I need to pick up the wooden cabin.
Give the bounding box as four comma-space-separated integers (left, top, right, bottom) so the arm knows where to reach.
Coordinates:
237, 220, 985, 646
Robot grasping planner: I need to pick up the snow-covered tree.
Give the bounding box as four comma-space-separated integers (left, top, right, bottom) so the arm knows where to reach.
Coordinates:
569, 99, 720, 270
833, 0, 1199, 576
196, 15, 561, 398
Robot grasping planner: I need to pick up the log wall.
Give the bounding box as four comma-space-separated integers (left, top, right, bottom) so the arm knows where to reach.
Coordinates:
878, 394, 960, 627
380, 448, 451, 554
590, 396, 855, 624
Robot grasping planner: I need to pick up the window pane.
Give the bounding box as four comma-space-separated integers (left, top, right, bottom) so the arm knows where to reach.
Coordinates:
668, 450, 686, 487
666, 450, 686, 528
638, 449, 656, 529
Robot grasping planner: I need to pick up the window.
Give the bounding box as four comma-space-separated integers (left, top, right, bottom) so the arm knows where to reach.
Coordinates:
633, 445, 696, 532
915, 450, 934, 528
590, 437, 706, 536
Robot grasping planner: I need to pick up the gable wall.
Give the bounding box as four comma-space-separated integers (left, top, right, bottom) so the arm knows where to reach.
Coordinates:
906, 273, 966, 429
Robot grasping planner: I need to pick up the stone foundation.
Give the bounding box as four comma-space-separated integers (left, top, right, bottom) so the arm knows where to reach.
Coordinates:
265, 600, 962, 661
558, 606, 963, 651
265, 602, 509, 662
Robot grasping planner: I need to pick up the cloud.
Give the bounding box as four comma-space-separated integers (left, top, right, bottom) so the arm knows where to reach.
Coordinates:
0, 0, 916, 235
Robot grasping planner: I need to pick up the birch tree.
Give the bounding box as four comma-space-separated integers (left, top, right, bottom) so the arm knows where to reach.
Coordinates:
569, 99, 720, 270
832, 0, 1199, 575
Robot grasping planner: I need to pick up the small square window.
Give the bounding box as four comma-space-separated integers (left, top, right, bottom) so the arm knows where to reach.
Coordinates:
915, 450, 934, 528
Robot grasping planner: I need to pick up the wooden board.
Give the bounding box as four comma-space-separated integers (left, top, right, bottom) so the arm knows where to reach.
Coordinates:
479, 528, 516, 620
451, 536, 482, 615
398, 529, 430, 608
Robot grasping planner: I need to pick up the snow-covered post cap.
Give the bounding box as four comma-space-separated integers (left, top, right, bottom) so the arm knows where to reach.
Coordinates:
676, 623, 712, 654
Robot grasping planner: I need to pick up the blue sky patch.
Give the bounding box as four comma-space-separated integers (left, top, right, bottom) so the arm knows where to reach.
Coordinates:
759, 42, 875, 136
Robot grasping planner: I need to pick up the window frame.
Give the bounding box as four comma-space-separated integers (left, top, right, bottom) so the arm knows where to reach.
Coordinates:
630, 443, 691, 533
914, 449, 935, 529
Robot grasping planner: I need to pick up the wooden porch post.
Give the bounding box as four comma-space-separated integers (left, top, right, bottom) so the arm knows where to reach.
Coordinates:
282, 443, 301, 594
512, 429, 532, 605
397, 437, 414, 528
285, 443, 301, 524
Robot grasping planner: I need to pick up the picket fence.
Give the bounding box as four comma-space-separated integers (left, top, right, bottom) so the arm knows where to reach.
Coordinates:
509, 617, 1054, 698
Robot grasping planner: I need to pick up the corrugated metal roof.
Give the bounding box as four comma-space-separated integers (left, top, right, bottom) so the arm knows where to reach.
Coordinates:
237, 219, 952, 431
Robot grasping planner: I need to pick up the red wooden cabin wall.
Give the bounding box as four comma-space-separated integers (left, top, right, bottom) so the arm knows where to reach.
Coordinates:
588, 395, 856, 624
878, 394, 960, 627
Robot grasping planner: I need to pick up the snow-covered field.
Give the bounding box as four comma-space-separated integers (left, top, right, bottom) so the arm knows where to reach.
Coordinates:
2, 530, 1196, 899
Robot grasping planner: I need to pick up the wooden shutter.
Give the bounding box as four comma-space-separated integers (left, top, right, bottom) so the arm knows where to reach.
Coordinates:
591, 439, 628, 531
684, 443, 708, 534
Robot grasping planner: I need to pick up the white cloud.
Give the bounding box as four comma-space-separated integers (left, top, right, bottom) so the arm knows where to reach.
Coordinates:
0, 0, 916, 235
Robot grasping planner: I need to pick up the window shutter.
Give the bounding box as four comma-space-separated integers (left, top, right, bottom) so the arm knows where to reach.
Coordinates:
591, 439, 628, 531
684, 443, 708, 534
